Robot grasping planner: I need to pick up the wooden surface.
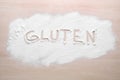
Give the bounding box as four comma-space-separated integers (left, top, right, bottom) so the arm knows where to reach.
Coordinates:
0, 0, 120, 80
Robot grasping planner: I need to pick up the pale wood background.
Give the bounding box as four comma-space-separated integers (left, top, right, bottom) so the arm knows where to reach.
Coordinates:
0, 0, 120, 80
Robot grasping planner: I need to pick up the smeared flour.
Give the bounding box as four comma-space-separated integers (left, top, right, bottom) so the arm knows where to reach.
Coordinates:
7, 12, 116, 66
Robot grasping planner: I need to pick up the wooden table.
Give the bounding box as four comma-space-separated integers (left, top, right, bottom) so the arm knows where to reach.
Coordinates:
0, 0, 120, 80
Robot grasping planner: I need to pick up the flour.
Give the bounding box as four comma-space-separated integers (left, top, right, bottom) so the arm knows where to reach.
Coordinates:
7, 12, 116, 66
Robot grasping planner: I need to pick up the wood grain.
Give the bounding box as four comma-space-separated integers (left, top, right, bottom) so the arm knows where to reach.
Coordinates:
0, 0, 120, 80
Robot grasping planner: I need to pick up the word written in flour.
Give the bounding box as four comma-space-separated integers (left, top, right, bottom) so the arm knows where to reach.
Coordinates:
24, 29, 96, 45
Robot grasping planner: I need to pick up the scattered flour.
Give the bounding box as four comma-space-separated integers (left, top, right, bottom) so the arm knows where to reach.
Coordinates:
7, 12, 116, 66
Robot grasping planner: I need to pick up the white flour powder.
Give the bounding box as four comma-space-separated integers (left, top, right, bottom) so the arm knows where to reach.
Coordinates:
7, 12, 116, 66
